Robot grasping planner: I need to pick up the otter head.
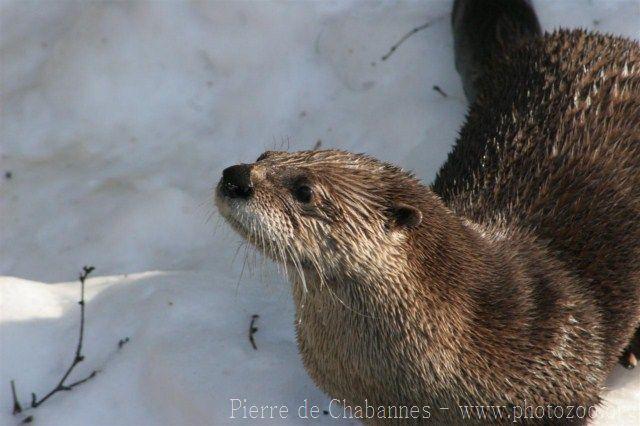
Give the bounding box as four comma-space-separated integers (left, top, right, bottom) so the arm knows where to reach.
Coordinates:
215, 149, 426, 284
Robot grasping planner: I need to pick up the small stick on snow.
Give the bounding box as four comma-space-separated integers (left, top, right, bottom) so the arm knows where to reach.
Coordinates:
381, 21, 432, 61
249, 314, 260, 350
118, 337, 130, 349
432, 85, 448, 98
11, 380, 22, 414
29, 266, 98, 408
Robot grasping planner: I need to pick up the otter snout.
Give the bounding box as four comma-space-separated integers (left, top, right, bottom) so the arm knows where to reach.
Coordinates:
219, 164, 254, 199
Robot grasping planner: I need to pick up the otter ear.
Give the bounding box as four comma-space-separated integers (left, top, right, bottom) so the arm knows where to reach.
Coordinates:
388, 203, 422, 230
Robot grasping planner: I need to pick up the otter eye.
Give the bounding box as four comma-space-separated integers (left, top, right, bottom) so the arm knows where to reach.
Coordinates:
293, 185, 313, 203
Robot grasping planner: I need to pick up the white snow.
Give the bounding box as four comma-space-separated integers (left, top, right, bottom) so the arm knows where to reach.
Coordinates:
0, 0, 638, 425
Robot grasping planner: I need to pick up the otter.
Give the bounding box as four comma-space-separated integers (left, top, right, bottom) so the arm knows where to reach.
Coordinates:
216, 0, 639, 424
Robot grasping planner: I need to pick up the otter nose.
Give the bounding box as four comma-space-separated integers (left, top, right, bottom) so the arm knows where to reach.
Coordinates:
221, 164, 254, 199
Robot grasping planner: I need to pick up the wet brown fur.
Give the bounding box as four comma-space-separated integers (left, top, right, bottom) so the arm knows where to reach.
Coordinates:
217, 19, 640, 426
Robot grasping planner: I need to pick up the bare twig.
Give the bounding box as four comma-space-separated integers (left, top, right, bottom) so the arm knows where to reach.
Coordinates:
249, 315, 260, 350
381, 21, 432, 61
432, 85, 448, 98
9, 266, 131, 422
65, 371, 97, 388
11, 380, 22, 414
118, 337, 130, 349
29, 266, 98, 408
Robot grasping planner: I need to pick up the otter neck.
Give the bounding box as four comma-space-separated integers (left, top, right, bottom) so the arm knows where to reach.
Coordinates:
289, 197, 518, 405
293, 195, 504, 345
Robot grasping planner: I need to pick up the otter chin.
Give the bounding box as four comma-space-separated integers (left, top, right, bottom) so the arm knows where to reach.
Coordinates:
216, 1, 639, 423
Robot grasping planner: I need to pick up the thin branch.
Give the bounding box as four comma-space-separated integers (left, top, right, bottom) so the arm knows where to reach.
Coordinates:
381, 21, 432, 61
432, 85, 448, 98
30, 266, 98, 408
249, 314, 259, 350
65, 371, 97, 388
11, 380, 22, 414
118, 337, 130, 349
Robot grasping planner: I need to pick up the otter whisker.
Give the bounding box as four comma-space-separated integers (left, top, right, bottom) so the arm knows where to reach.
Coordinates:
317, 267, 375, 320
287, 245, 307, 294
257, 228, 270, 285
235, 242, 250, 296
276, 240, 292, 284
231, 241, 245, 267
211, 215, 225, 238
203, 207, 216, 225
196, 193, 217, 214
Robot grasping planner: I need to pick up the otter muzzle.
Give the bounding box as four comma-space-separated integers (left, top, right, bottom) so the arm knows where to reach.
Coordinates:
220, 164, 254, 199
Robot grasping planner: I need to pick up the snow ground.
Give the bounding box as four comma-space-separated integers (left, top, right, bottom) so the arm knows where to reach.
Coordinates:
0, 0, 638, 425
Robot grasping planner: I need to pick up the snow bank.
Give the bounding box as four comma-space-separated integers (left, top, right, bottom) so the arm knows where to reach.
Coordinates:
0, 271, 337, 425
1, 0, 638, 424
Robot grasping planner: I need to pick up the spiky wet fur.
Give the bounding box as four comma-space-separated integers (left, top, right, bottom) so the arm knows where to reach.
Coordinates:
216, 29, 640, 426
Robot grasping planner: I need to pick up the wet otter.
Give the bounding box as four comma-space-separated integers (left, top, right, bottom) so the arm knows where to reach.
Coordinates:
216, 0, 639, 423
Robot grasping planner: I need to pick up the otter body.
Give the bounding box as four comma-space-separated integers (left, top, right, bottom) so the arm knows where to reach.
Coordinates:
435, 28, 640, 374
217, 1, 639, 424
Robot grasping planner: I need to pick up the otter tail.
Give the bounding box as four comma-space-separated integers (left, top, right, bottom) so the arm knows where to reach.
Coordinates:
452, 0, 541, 102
